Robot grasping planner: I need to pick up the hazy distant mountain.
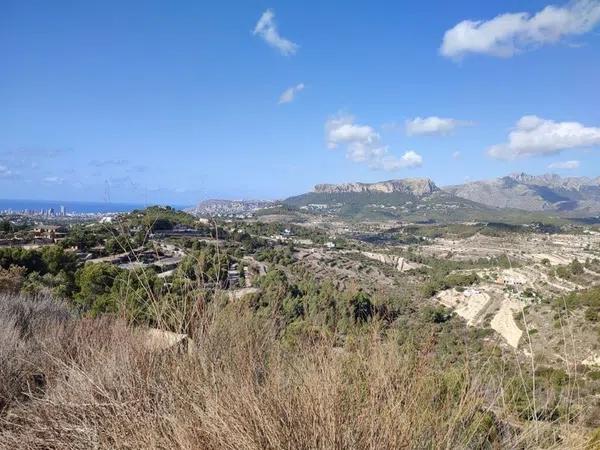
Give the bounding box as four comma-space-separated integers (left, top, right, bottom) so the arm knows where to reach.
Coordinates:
186, 199, 274, 217
446, 173, 600, 214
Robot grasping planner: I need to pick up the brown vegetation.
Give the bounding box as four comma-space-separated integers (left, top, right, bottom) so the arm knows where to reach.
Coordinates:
0, 293, 597, 449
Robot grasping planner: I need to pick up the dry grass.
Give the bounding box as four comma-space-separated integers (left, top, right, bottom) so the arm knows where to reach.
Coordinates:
0, 293, 596, 449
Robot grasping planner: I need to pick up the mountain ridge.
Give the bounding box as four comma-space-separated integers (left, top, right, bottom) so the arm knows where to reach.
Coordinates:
189, 173, 600, 220
314, 178, 439, 197
446, 172, 600, 214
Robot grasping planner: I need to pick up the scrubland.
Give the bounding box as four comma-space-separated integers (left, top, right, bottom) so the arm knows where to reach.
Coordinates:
0, 292, 598, 450
2, 213, 600, 449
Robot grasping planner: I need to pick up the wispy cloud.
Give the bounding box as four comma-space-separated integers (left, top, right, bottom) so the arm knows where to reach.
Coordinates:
90, 159, 129, 167
441, 0, 600, 59
126, 164, 148, 174
42, 176, 65, 184
548, 160, 581, 169
106, 176, 141, 191
452, 151, 462, 160
0, 165, 18, 179
253, 9, 298, 56
325, 114, 423, 171
279, 83, 305, 104
0, 147, 69, 169
488, 115, 600, 160
405, 116, 473, 136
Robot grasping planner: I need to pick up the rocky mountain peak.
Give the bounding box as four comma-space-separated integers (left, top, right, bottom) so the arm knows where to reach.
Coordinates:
314, 178, 439, 197
506, 173, 599, 190
446, 172, 600, 213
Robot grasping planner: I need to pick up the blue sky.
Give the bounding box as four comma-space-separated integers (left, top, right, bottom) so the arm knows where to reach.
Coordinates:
1, 0, 600, 205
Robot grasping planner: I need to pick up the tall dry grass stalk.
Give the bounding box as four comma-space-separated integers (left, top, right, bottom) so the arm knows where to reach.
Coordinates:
0, 293, 595, 449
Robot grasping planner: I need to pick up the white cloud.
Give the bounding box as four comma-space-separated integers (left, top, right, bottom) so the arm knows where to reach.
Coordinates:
326, 115, 379, 149
279, 83, 304, 104
398, 151, 424, 169
405, 116, 472, 136
253, 9, 298, 56
488, 115, 600, 160
325, 114, 423, 171
441, 0, 600, 59
452, 151, 462, 159
548, 160, 581, 169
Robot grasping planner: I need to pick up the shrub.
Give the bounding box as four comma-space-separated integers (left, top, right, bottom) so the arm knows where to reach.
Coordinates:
422, 305, 452, 323
0, 265, 26, 293
348, 290, 373, 323
0, 293, 71, 413
585, 307, 599, 322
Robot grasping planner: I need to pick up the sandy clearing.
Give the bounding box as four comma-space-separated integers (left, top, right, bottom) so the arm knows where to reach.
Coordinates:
501, 268, 530, 285
437, 285, 524, 348
531, 253, 571, 266
437, 288, 492, 326
490, 299, 523, 349
358, 251, 424, 272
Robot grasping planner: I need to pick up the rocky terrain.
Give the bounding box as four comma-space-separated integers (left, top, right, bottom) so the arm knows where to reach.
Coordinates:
282, 176, 552, 223
446, 172, 600, 214
314, 178, 439, 197
278, 173, 600, 221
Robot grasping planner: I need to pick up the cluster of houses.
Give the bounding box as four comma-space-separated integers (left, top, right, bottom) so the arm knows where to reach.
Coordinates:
33, 225, 68, 243
1, 224, 69, 248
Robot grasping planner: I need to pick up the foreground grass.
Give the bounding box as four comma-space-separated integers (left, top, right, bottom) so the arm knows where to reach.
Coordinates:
0, 293, 596, 449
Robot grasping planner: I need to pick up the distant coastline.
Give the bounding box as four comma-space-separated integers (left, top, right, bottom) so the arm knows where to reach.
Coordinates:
0, 199, 149, 214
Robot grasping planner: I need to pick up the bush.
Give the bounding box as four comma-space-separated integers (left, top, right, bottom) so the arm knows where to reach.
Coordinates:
421, 271, 478, 297
74, 263, 121, 314
585, 307, 599, 322
0, 266, 26, 293
348, 290, 373, 323
422, 305, 452, 323
0, 293, 71, 413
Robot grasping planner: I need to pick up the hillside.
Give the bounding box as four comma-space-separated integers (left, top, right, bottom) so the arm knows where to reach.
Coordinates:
283, 178, 557, 223
3, 203, 600, 448
446, 173, 600, 215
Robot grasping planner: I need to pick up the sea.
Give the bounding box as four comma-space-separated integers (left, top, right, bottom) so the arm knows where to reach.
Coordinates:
0, 199, 149, 215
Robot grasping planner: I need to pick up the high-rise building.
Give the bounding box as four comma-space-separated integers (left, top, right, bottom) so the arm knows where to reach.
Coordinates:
60, 205, 66, 216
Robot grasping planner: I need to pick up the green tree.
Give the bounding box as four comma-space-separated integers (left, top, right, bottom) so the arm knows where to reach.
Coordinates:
41, 245, 77, 275
349, 290, 373, 324
570, 259, 584, 276
75, 263, 120, 315
0, 220, 13, 233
